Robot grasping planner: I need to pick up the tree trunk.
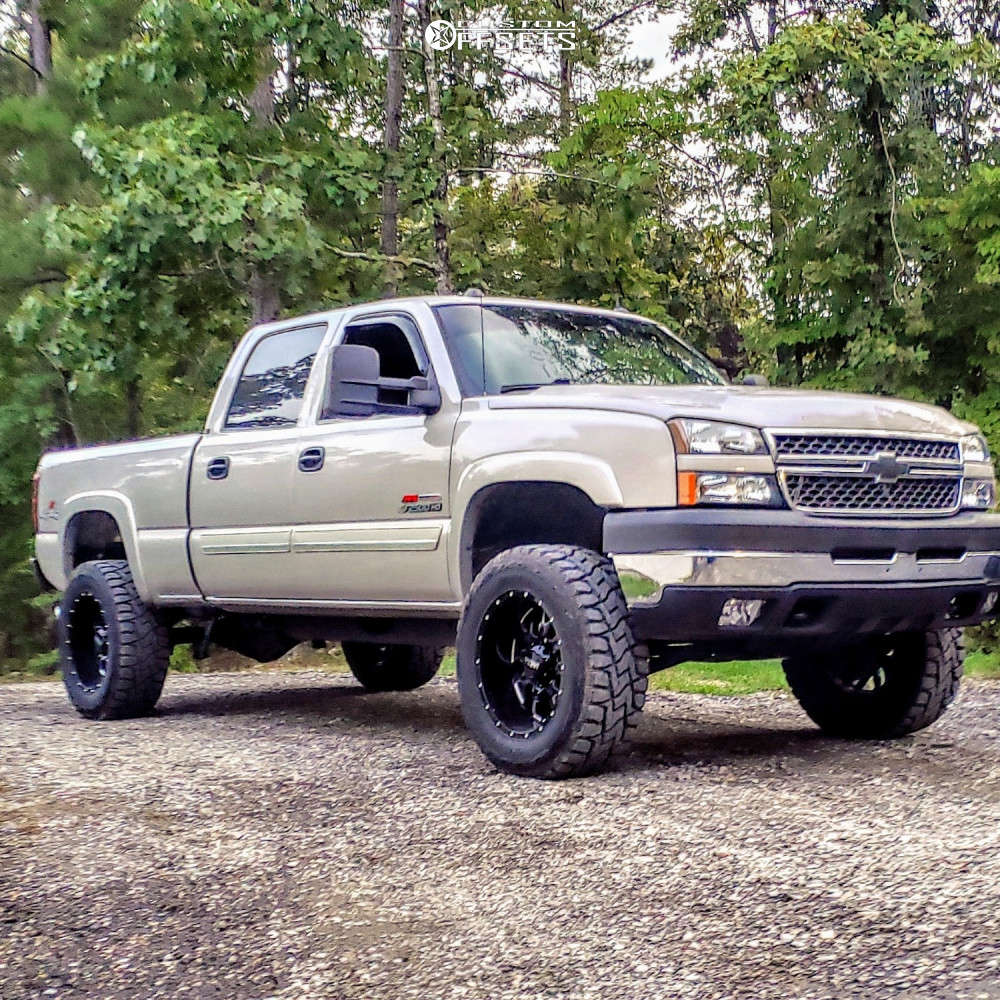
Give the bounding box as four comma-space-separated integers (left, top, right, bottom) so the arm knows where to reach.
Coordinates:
50, 370, 80, 448
125, 378, 142, 438
249, 71, 276, 127
418, 0, 453, 294
558, 0, 572, 134
248, 67, 281, 324
250, 270, 281, 326
27, 0, 52, 94
380, 0, 405, 297
286, 41, 299, 113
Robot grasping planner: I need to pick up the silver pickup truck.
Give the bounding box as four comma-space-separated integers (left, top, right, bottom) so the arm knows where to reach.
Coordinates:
33, 294, 1000, 777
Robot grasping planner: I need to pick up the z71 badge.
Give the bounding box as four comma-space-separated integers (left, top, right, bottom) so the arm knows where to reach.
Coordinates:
400, 493, 443, 514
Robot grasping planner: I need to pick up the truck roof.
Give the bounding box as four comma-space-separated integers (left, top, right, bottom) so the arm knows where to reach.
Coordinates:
248, 294, 645, 335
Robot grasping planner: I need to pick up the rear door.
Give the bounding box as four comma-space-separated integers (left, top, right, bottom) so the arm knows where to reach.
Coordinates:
288, 308, 458, 604
188, 322, 328, 600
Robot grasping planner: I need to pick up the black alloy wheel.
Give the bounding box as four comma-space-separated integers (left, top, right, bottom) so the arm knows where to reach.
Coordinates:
456, 544, 648, 778
475, 589, 564, 738
65, 591, 111, 693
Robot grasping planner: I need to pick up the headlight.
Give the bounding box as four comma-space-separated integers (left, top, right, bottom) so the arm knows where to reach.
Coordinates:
961, 478, 996, 510
678, 472, 783, 507
669, 418, 768, 456
961, 433, 990, 463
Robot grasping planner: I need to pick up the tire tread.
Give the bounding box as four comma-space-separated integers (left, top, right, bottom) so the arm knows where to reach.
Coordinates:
63, 560, 169, 720
460, 544, 648, 779
783, 627, 964, 739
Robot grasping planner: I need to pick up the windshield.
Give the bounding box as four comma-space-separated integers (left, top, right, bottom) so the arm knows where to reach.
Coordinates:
434, 303, 725, 395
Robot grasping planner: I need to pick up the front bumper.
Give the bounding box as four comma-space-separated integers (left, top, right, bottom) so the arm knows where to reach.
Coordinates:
605, 509, 1000, 645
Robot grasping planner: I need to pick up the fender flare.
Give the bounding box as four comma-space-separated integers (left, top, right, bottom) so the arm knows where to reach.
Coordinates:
60, 491, 152, 602
450, 452, 623, 593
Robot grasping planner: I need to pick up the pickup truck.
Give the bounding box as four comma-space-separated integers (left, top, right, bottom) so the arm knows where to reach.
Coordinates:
34, 294, 1000, 778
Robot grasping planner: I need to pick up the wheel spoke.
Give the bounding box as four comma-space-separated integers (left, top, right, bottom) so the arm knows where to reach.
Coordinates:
477, 591, 564, 736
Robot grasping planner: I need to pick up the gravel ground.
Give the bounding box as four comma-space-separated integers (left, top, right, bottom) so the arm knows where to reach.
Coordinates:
3, 671, 1000, 1000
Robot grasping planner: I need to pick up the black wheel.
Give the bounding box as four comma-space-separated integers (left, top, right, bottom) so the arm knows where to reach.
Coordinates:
783, 628, 964, 739
457, 545, 648, 779
59, 560, 170, 720
341, 641, 443, 692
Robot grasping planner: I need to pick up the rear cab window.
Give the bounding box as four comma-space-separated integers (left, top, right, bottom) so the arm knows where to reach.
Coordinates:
225, 324, 327, 429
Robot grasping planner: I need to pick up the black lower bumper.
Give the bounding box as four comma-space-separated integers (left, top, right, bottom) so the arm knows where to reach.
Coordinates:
604, 508, 1000, 646
627, 580, 999, 645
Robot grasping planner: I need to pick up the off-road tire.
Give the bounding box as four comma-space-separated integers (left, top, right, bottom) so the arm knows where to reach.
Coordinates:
456, 544, 648, 779
341, 642, 444, 692
59, 560, 170, 720
783, 628, 964, 739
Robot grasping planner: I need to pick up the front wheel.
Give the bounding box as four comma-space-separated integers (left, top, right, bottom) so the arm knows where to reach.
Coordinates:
456, 545, 648, 779
783, 628, 964, 739
59, 560, 170, 720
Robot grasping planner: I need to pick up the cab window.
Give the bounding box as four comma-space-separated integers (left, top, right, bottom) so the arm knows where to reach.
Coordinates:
225, 324, 327, 429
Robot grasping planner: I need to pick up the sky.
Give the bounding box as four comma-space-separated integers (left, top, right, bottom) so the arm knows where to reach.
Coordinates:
627, 11, 683, 81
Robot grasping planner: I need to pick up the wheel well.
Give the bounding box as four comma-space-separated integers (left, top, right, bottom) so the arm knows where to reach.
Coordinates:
64, 511, 127, 576
460, 482, 606, 591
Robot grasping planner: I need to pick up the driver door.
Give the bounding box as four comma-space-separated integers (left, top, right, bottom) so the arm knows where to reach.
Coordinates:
287, 310, 457, 603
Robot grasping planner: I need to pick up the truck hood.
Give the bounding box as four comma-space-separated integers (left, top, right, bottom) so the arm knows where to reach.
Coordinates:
488, 384, 975, 437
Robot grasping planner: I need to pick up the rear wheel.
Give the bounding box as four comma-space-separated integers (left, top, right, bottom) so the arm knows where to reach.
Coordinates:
59, 560, 170, 720
341, 641, 443, 692
783, 628, 964, 739
456, 544, 648, 779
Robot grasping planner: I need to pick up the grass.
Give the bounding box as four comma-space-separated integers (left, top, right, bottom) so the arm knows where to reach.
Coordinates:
7, 641, 1000, 697
649, 658, 789, 695
649, 646, 1000, 695
964, 648, 1000, 680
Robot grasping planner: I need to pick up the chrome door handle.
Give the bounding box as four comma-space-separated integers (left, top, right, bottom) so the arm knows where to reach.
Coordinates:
206, 457, 230, 481
298, 447, 325, 472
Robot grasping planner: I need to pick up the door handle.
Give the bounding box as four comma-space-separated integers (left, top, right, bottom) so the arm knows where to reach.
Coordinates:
206, 457, 230, 481
298, 446, 325, 473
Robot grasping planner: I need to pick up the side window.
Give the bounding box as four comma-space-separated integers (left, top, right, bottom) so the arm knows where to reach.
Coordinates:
225, 324, 327, 429
335, 315, 429, 409
342, 317, 427, 379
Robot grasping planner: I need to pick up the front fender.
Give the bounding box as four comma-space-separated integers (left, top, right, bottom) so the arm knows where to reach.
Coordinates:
454, 451, 624, 512
449, 452, 624, 595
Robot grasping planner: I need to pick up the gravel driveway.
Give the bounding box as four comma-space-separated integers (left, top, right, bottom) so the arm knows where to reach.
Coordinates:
2, 670, 1000, 1000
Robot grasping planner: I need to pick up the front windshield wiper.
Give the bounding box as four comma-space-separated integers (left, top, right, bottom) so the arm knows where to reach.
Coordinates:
499, 378, 572, 393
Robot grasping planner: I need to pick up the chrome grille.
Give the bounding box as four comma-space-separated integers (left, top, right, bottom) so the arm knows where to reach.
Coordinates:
782, 474, 961, 514
773, 434, 959, 463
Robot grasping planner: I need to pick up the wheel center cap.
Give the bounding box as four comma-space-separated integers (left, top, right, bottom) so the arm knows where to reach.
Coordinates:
523, 644, 548, 672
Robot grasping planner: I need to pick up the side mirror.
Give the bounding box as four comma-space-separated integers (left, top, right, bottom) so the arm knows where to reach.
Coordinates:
376, 373, 442, 414
742, 374, 769, 387
326, 343, 380, 417
325, 343, 443, 418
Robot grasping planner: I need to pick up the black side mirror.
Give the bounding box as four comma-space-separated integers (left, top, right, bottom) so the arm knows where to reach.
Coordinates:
742, 374, 769, 387
377, 373, 442, 413
326, 343, 380, 417
325, 343, 442, 418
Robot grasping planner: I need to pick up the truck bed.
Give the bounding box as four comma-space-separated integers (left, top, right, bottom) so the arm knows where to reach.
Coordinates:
35, 434, 201, 600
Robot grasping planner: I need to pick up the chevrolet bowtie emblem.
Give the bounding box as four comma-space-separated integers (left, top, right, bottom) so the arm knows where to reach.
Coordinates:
866, 451, 911, 483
